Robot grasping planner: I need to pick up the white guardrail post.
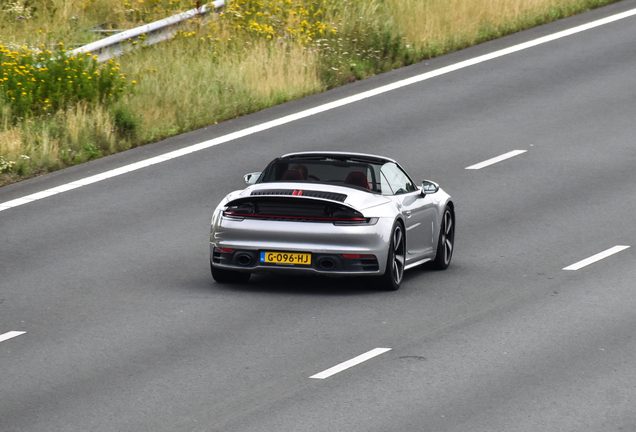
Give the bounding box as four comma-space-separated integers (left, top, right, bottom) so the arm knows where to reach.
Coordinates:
70, 0, 225, 63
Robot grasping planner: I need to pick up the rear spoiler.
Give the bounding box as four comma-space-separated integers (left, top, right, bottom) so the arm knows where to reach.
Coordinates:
249, 188, 347, 202
223, 194, 366, 223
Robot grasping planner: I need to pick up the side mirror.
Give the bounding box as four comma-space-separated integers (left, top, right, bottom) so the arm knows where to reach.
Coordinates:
244, 172, 261, 185
421, 180, 439, 195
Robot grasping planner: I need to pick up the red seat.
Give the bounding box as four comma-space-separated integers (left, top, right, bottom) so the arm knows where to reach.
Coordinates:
281, 169, 304, 181
344, 171, 369, 189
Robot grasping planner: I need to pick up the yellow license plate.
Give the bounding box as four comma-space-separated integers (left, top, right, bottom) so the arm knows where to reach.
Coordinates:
260, 251, 311, 265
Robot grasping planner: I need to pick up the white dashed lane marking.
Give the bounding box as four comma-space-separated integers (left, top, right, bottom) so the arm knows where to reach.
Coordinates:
465, 150, 527, 170
563, 245, 630, 271
310, 348, 391, 379
0, 331, 26, 343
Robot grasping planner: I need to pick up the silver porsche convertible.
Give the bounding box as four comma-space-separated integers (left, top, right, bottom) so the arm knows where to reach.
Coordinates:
210, 152, 454, 290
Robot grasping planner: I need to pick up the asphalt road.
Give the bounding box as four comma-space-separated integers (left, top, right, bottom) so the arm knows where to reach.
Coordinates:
2, 2, 636, 430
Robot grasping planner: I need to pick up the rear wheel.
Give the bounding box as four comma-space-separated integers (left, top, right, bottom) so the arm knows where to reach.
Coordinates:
211, 261, 251, 283
432, 206, 455, 270
381, 221, 406, 291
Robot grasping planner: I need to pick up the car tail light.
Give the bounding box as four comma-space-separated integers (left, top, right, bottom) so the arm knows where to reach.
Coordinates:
342, 254, 376, 259
333, 217, 378, 226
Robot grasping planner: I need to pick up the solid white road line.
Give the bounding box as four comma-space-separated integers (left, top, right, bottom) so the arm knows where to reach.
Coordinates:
310, 347, 391, 379
465, 150, 527, 170
563, 245, 630, 270
2, 8, 636, 212
0, 331, 26, 343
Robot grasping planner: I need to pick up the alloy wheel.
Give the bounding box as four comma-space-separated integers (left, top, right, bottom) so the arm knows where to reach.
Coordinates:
391, 224, 406, 285
441, 209, 454, 265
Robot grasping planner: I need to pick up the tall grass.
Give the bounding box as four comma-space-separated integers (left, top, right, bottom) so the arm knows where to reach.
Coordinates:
0, 0, 619, 186
123, 37, 323, 141
388, 0, 615, 53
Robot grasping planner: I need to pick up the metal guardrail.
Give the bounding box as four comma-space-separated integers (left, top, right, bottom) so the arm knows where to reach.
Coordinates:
70, 0, 225, 63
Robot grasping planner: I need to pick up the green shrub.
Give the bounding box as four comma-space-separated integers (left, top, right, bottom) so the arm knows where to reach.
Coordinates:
112, 105, 139, 136
0, 44, 127, 120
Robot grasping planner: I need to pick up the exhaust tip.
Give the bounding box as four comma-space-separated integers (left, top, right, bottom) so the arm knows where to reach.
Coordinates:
318, 258, 336, 271
236, 254, 252, 266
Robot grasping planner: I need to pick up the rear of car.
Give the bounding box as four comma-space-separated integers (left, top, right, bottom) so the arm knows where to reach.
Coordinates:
209, 151, 454, 289
210, 188, 394, 278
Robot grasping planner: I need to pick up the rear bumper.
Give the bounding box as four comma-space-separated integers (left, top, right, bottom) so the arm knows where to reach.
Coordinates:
211, 248, 380, 275
209, 216, 393, 275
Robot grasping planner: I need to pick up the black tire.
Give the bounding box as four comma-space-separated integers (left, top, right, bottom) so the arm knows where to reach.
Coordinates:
380, 221, 406, 291
211, 261, 251, 283
432, 205, 455, 270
